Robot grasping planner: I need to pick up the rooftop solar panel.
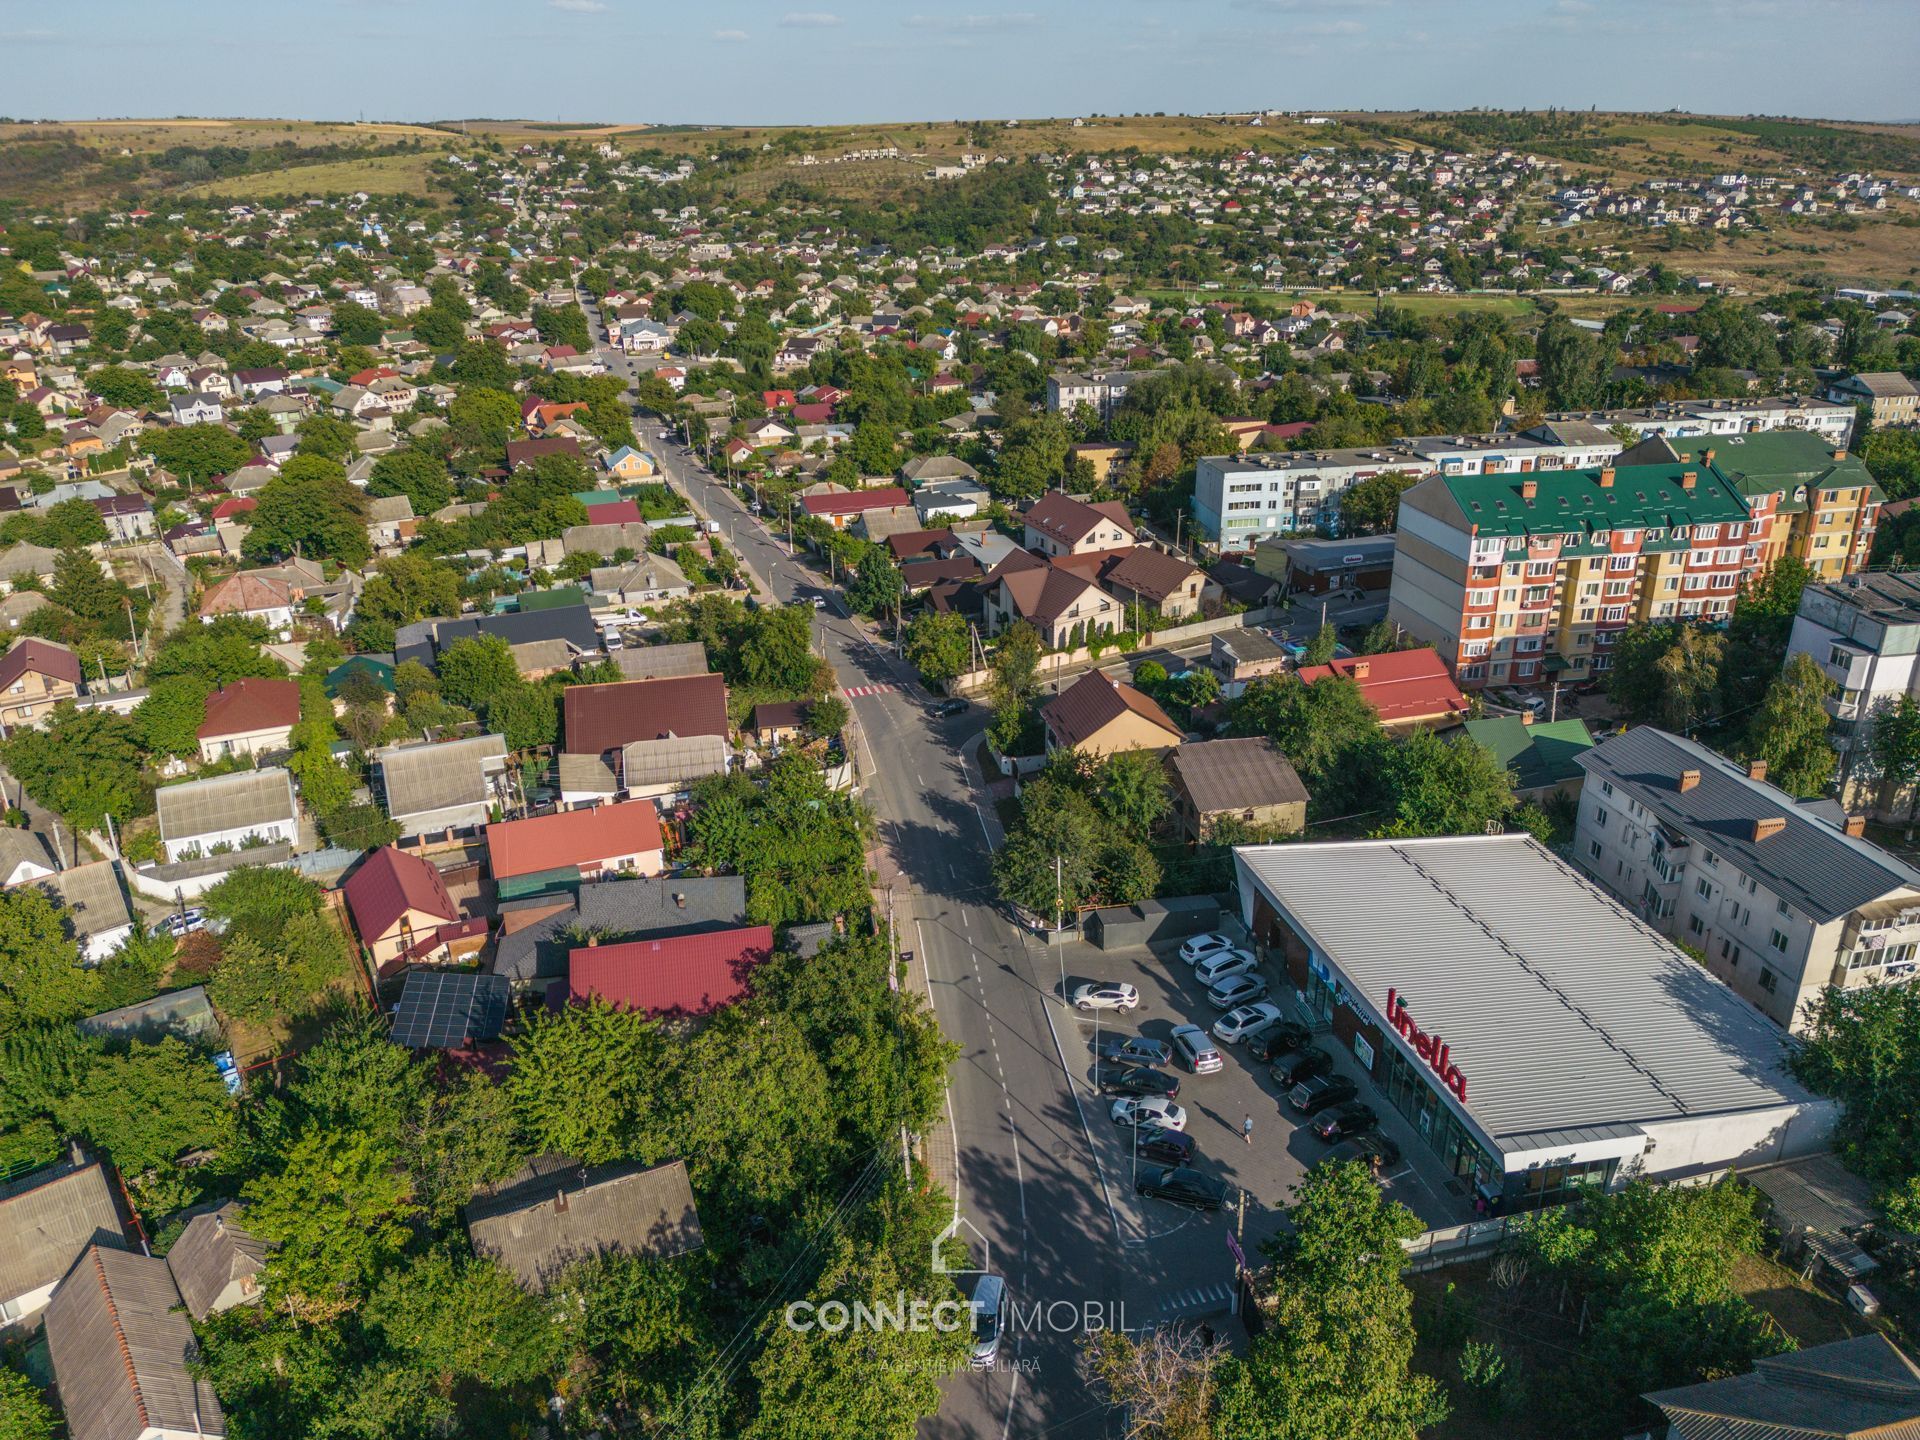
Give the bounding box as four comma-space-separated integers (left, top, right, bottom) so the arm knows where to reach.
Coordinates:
392, 970, 511, 1050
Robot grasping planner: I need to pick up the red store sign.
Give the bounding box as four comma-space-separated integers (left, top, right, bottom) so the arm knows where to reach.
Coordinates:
1385, 988, 1468, 1102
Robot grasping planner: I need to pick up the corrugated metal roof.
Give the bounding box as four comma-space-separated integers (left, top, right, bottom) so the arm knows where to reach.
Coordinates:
0, 1163, 126, 1306
154, 768, 297, 844
374, 734, 507, 820
1234, 835, 1814, 1143
1578, 727, 1920, 923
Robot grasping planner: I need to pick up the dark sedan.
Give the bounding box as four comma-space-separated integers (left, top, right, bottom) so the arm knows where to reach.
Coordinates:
1099, 1066, 1180, 1100
1287, 1073, 1359, 1115
1309, 1101, 1378, 1141
1268, 1045, 1332, 1089
1135, 1166, 1231, 1211
1325, 1132, 1401, 1175
1246, 1020, 1312, 1063
1134, 1125, 1196, 1166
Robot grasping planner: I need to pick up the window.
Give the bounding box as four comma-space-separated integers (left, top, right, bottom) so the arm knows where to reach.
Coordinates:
1696, 878, 1714, 900
1593, 806, 1610, 827
1758, 967, 1778, 994
1770, 928, 1790, 953
1688, 914, 1705, 936
1600, 780, 1614, 797
1703, 850, 1718, 868
1777, 898, 1791, 916
1588, 839, 1603, 860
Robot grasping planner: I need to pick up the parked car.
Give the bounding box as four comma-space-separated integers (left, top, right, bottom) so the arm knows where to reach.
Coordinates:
969, 1274, 1007, 1368
1072, 982, 1139, 1012
1169, 1024, 1224, 1074
1193, 949, 1258, 988
1325, 1132, 1401, 1175
933, 699, 968, 717
1135, 1166, 1231, 1211
1288, 1074, 1359, 1115
1110, 1097, 1187, 1131
1134, 1125, 1196, 1165
1206, 974, 1269, 1010
1245, 1020, 1313, 1062
1099, 1066, 1180, 1100
1268, 1046, 1332, 1088
1309, 1101, 1378, 1141
1212, 1002, 1284, 1044
153, 908, 207, 938
1179, 932, 1241, 965
1100, 1035, 1172, 1068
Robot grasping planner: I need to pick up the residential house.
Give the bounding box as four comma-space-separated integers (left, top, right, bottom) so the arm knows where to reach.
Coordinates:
1575, 726, 1920, 1033
563, 674, 730, 760
45, 1246, 226, 1440
487, 799, 666, 899
1644, 1333, 1920, 1439
603, 446, 657, 481
606, 642, 710, 682
590, 553, 692, 608
800, 486, 911, 531
570, 923, 775, 1017
981, 551, 1122, 649
167, 392, 225, 425
1040, 669, 1184, 758
40, 863, 137, 965
1828, 371, 1919, 428
1022, 492, 1135, 557
343, 845, 464, 971
0, 829, 57, 888
0, 543, 60, 594
1459, 716, 1595, 803
394, 605, 601, 673
197, 572, 298, 632
372, 734, 510, 840
913, 477, 990, 524
0, 1160, 127, 1326
165, 1204, 267, 1321
154, 769, 300, 863
365, 494, 415, 550
1209, 629, 1290, 693
492, 873, 747, 991
0, 637, 82, 731
90, 494, 155, 544
1788, 571, 1920, 810
196, 677, 300, 762
505, 436, 584, 470
1294, 649, 1468, 730
1094, 547, 1207, 623
466, 1156, 703, 1292
1165, 737, 1308, 840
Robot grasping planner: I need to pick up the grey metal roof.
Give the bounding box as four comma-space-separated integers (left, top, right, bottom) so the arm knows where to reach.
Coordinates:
165, 1203, 268, 1321
154, 769, 297, 844
1168, 737, 1308, 815
1647, 1333, 1920, 1440
608, 642, 710, 681
39, 862, 134, 944
78, 985, 218, 1046
557, 752, 619, 797
374, 734, 507, 820
579, 875, 748, 941
619, 734, 731, 789
0, 1162, 126, 1306
45, 1246, 226, 1440
466, 1157, 703, 1290
1578, 727, 1920, 923
1234, 836, 1815, 1143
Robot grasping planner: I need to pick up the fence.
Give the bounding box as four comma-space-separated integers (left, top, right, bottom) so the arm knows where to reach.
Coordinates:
1400, 1213, 1534, 1273
946, 606, 1279, 696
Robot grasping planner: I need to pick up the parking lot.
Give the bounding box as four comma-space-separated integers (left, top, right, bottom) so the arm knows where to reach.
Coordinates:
1052, 929, 1471, 1318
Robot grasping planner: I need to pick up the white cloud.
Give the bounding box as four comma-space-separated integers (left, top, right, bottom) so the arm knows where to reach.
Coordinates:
712, 26, 750, 40
779, 10, 844, 25
905, 12, 1041, 31
549, 0, 608, 12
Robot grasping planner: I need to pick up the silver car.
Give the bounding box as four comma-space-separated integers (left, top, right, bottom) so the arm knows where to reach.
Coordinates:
1170, 1024, 1224, 1074
1206, 974, 1270, 1010
1101, 1035, 1173, 1067
1213, 1002, 1285, 1044
1193, 949, 1257, 988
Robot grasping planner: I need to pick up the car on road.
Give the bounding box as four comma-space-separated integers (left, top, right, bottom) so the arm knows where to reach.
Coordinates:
1288, 1073, 1360, 1115
1193, 949, 1258, 988
1135, 1166, 1231, 1211
811, 596, 827, 610
1100, 1036, 1172, 1068
1179, 932, 1241, 965
1110, 1096, 1187, 1131
1205, 973, 1269, 1010
1072, 982, 1139, 1012
1268, 1045, 1332, 1088
1325, 1132, 1402, 1175
1169, 1024, 1223, 1074
1098, 1065, 1180, 1100
152, 907, 207, 938
1133, 1125, 1196, 1165
1245, 1020, 1313, 1062
932, 699, 968, 717
1309, 1101, 1378, 1141
1212, 1002, 1284, 1044
968, 1273, 1006, 1368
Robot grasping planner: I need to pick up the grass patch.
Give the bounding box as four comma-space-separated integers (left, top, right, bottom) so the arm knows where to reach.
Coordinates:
189, 149, 449, 199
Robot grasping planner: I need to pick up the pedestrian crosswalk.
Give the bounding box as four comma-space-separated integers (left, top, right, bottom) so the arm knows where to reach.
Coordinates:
1155, 1282, 1235, 1320
842, 683, 899, 699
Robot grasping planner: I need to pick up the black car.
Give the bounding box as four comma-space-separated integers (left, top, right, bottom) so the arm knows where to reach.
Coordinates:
1309, 1101, 1378, 1141
1288, 1073, 1359, 1115
1099, 1066, 1180, 1100
933, 699, 968, 717
1134, 1125, 1196, 1166
1268, 1045, 1332, 1088
1246, 1020, 1313, 1063
1135, 1166, 1231, 1211
1325, 1132, 1401, 1174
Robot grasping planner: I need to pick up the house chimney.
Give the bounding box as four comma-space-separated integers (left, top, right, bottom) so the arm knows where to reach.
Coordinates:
1521, 478, 1538, 501
1520, 708, 1534, 726
1678, 768, 1701, 792
1351, 660, 1371, 680
586, 934, 599, 947
1834, 447, 1848, 462
1751, 816, 1787, 842
1598, 467, 1616, 489
1845, 815, 1867, 837
1702, 447, 1716, 467
1681, 470, 1698, 492
1746, 758, 1768, 782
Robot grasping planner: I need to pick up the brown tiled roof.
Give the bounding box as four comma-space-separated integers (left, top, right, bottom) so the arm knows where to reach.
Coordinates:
995, 563, 1105, 626
1024, 492, 1134, 548
0, 636, 80, 689
1041, 669, 1182, 750
1099, 546, 1202, 604
564, 674, 730, 753
196, 676, 300, 740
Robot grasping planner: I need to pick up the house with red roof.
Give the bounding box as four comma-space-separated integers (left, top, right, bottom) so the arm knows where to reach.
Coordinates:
0, 638, 81, 732
762, 389, 798, 410
487, 799, 665, 896
209, 496, 257, 523
800, 486, 910, 531
585, 499, 644, 527
1294, 648, 1468, 731
197, 676, 301, 763
564, 674, 731, 758
343, 845, 466, 973
569, 924, 774, 1018
198, 571, 298, 632
790, 402, 833, 426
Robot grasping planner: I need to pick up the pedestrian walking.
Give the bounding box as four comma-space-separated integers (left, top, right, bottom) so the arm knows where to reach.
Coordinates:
1241, 1114, 1254, 1146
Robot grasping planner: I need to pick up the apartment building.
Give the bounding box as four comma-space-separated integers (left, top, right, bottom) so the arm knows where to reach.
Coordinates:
1786, 571, 1920, 811
1388, 457, 1757, 688
1827, 371, 1919, 429
1573, 727, 1920, 1033
1194, 447, 1416, 551
1044, 369, 1152, 419
1705, 430, 1881, 580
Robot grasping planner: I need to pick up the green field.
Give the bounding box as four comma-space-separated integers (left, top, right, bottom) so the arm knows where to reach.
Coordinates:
187, 149, 450, 199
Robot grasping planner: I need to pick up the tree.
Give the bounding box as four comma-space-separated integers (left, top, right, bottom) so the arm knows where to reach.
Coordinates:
135, 674, 212, 757
1080, 1325, 1229, 1440
905, 611, 973, 685
1607, 623, 1724, 731
243, 455, 371, 568
208, 915, 350, 1026
0, 1365, 59, 1440
993, 775, 1104, 920
1794, 981, 1920, 1206
1218, 1160, 1447, 1440
1536, 315, 1611, 410
485, 680, 560, 752
242, 1126, 419, 1321
686, 755, 874, 927
140, 422, 250, 486
437, 634, 521, 713
845, 548, 904, 619
449, 387, 521, 457
86, 364, 162, 409
202, 865, 324, 944
1744, 654, 1836, 797
367, 448, 452, 516
990, 621, 1043, 705
805, 693, 850, 741
348, 551, 462, 653
1, 708, 145, 833
1228, 674, 1380, 794
1373, 730, 1517, 838
1868, 694, 1920, 833
507, 1002, 667, 1165
1096, 749, 1170, 840
56, 1038, 234, 1213
1337, 471, 1419, 536
296, 413, 359, 462
331, 300, 385, 347
41, 496, 110, 549
0, 886, 93, 1034
1299, 622, 1338, 666
51, 544, 122, 623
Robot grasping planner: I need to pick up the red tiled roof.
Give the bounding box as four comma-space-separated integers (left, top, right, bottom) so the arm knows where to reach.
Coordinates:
505, 436, 583, 469
196, 676, 300, 740
210, 496, 256, 521
569, 924, 774, 1017
344, 845, 459, 945
198, 572, 294, 617
564, 674, 730, 754
0, 637, 80, 690
487, 799, 664, 880
800, 486, 909, 517
586, 500, 644, 526
790, 403, 833, 425
1294, 648, 1467, 725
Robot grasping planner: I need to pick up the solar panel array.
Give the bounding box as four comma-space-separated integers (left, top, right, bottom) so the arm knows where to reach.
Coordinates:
391, 970, 511, 1050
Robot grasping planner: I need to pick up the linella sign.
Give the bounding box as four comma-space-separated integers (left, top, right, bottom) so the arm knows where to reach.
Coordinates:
1385, 988, 1468, 1102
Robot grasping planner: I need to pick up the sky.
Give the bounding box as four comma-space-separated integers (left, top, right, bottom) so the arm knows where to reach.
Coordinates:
5, 0, 1918, 127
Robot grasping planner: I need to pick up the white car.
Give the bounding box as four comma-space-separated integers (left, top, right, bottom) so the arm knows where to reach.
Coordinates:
1072, 982, 1140, 1012
1213, 1002, 1285, 1044
1110, 1096, 1187, 1131
1193, 950, 1258, 988
1179, 932, 1240, 965
1207, 974, 1270, 1010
